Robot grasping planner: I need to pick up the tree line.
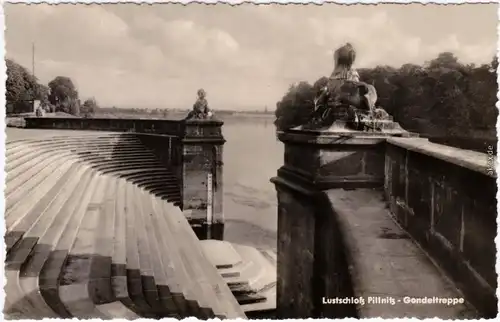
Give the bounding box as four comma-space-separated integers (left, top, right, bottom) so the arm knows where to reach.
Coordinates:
6, 59, 99, 117
274, 52, 498, 139
6, 60, 173, 119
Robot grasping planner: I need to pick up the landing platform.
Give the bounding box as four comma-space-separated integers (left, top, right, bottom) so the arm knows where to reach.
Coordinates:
327, 188, 478, 319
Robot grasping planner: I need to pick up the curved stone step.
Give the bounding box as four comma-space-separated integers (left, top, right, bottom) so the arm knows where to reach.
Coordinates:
161, 202, 243, 319
138, 189, 174, 317
7, 146, 73, 174
6, 150, 75, 202
86, 175, 123, 316
123, 182, 158, 317
111, 178, 137, 314
19, 166, 95, 318
142, 189, 180, 316
4, 165, 91, 317
6, 157, 80, 234
58, 174, 110, 318
5, 133, 245, 320
199, 241, 277, 314
133, 188, 163, 316
4, 167, 100, 318
153, 197, 204, 317
38, 172, 101, 318
6, 137, 142, 162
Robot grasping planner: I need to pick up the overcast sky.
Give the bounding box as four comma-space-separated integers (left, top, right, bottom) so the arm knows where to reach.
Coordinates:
5, 3, 498, 110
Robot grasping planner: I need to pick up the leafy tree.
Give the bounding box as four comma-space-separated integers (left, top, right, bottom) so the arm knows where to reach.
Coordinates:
48, 76, 79, 111
274, 52, 497, 139
6, 59, 39, 113
274, 82, 315, 131
81, 97, 98, 118
69, 99, 81, 116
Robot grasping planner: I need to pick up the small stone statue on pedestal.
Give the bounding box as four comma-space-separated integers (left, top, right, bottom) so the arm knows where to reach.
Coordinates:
185, 88, 213, 120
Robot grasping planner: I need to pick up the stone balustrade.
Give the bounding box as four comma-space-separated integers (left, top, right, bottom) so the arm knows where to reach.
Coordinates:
385, 137, 497, 316
272, 128, 497, 319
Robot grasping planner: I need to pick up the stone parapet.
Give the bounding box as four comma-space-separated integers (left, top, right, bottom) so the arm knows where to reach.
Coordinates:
271, 128, 411, 318
278, 128, 414, 190
181, 120, 225, 240
23, 117, 226, 241
25, 117, 184, 136
384, 137, 497, 317
271, 126, 496, 318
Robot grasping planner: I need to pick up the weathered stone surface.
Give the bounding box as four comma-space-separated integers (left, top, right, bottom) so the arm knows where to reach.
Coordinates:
384, 139, 497, 317
25, 117, 184, 136
182, 132, 225, 240
272, 126, 495, 319
200, 240, 277, 315
4, 133, 245, 319
23, 117, 227, 241
279, 130, 402, 190
326, 189, 477, 319
275, 187, 317, 318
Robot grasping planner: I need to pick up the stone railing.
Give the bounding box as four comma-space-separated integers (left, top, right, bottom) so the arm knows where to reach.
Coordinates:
272, 127, 497, 318
24, 117, 226, 240
385, 137, 497, 316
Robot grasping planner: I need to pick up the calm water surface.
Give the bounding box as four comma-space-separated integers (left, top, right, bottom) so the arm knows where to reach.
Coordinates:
222, 118, 282, 251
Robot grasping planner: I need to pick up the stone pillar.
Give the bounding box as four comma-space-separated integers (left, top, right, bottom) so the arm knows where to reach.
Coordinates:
271, 127, 413, 318
181, 119, 225, 240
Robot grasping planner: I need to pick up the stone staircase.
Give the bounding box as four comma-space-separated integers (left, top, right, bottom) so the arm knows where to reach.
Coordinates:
4, 133, 246, 319
200, 240, 277, 316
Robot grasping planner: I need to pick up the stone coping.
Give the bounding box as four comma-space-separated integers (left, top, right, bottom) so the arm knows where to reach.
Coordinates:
277, 129, 417, 146
326, 189, 478, 319
23, 117, 224, 138
24, 116, 224, 125
387, 137, 496, 178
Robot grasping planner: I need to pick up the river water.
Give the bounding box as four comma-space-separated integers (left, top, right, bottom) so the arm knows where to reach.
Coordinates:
221, 118, 281, 251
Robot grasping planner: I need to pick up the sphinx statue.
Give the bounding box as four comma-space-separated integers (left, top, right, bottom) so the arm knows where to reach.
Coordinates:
303, 43, 383, 131
185, 88, 214, 120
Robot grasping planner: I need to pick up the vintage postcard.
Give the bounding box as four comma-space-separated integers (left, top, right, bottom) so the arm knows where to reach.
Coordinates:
3, 1, 498, 320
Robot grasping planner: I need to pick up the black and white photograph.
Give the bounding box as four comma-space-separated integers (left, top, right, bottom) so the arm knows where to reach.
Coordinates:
3, 1, 498, 320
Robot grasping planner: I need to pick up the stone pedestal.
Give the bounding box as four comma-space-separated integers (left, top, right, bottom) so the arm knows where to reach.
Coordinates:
182, 119, 225, 240
271, 126, 413, 318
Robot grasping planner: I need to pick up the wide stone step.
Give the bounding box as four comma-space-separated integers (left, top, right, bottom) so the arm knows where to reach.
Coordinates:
6, 150, 75, 199
6, 158, 80, 233
6, 136, 142, 161
200, 240, 277, 314
4, 133, 245, 320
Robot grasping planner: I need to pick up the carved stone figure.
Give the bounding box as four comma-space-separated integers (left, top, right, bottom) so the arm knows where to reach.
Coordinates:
35, 107, 45, 117
304, 43, 381, 131
185, 89, 213, 120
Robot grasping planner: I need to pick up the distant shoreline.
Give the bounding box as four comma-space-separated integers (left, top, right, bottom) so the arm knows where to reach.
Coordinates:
90, 110, 275, 121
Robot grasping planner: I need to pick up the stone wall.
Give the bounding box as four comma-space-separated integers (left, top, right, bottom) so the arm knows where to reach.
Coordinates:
23, 117, 226, 240
271, 130, 409, 318
25, 117, 184, 136
181, 120, 225, 239
278, 130, 409, 190
384, 138, 497, 316
272, 176, 358, 319
273, 128, 497, 318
